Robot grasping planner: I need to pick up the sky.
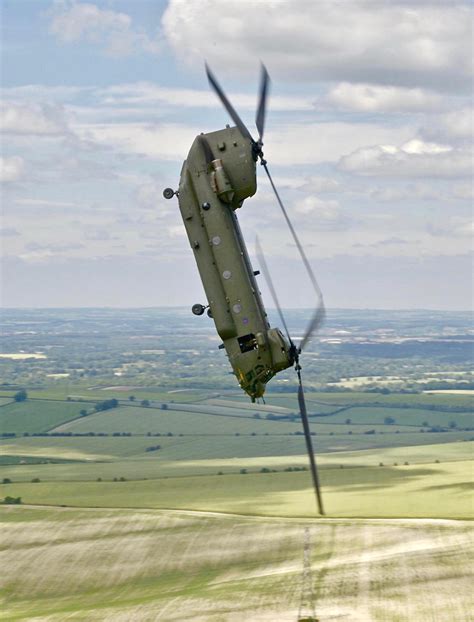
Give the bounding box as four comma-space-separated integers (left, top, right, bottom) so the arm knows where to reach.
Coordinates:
1, 0, 472, 310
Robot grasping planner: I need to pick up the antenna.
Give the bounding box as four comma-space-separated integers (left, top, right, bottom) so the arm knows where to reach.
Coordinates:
297, 528, 319, 622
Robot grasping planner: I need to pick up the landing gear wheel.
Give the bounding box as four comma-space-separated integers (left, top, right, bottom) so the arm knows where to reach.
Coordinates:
192, 304, 205, 316
207, 308, 213, 318
163, 188, 175, 199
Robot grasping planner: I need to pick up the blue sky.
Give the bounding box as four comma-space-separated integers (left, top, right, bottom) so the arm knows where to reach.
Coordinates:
1, 0, 472, 309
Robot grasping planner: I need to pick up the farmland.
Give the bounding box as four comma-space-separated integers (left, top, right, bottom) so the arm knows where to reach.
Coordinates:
0, 308, 472, 620
1, 507, 472, 621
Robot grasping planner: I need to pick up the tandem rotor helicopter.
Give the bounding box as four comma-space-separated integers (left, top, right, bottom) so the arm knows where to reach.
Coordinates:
163, 65, 326, 515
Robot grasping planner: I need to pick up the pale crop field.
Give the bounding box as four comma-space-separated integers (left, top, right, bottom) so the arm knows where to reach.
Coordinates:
0, 506, 472, 621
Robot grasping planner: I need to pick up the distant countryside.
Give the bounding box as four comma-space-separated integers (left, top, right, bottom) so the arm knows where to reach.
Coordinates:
1, 308, 473, 620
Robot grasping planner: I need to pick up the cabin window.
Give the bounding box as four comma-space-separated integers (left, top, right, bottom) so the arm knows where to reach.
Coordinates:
238, 333, 257, 353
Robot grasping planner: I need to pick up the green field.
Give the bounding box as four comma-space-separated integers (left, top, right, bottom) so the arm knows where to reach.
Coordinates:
325, 405, 473, 427
1, 393, 472, 512
1, 506, 472, 621
1, 442, 472, 518
51, 404, 423, 436
0, 400, 91, 434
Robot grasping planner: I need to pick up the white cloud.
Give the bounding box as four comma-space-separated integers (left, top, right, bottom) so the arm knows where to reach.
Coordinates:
453, 220, 474, 237
298, 176, 340, 194
50, 1, 130, 42
339, 140, 472, 178
71, 119, 415, 165
162, 0, 472, 92
135, 177, 176, 215
265, 122, 415, 166
97, 82, 314, 112
15, 198, 78, 208
293, 196, 349, 231
452, 182, 473, 200
366, 183, 446, 202
84, 227, 115, 241
73, 122, 199, 160
49, 2, 160, 57
1, 85, 87, 104
421, 107, 473, 144
0, 156, 25, 183
326, 82, 446, 113
0, 227, 20, 237
427, 217, 474, 238
0, 103, 68, 135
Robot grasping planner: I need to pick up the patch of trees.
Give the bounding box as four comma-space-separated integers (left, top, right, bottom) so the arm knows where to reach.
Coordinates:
29, 431, 111, 437
14, 389, 27, 402
94, 398, 118, 412
2, 496, 21, 504
145, 445, 161, 452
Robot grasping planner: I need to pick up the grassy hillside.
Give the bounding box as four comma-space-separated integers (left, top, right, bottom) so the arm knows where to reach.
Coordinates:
1, 445, 471, 519
1, 506, 471, 622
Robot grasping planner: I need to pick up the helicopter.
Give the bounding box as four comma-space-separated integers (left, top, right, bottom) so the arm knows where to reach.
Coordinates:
163, 64, 325, 515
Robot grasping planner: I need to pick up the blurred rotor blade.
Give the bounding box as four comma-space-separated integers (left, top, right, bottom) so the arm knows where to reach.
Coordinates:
297, 372, 324, 515
206, 63, 254, 144
255, 64, 270, 143
299, 299, 326, 352
256, 236, 291, 344
262, 162, 325, 350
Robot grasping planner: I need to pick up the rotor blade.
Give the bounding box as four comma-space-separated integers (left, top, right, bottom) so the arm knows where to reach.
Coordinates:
299, 299, 326, 353
255, 64, 270, 143
205, 63, 255, 144
262, 162, 325, 350
255, 236, 291, 344
297, 372, 324, 515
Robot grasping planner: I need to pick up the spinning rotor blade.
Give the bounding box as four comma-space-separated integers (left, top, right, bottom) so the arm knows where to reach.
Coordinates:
297, 372, 324, 515
255, 64, 270, 143
262, 162, 325, 351
255, 236, 291, 344
257, 237, 324, 515
206, 63, 254, 144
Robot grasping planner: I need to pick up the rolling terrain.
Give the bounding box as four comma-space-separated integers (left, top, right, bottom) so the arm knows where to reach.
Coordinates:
1, 308, 473, 620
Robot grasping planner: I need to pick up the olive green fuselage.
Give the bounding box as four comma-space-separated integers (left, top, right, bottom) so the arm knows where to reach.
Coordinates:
177, 126, 294, 400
